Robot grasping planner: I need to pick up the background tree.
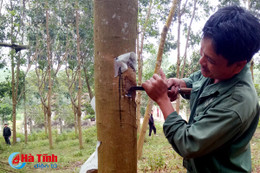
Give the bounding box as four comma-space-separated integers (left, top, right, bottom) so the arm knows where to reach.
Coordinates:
136, 0, 154, 134
75, 0, 83, 149
45, 0, 54, 149
137, 0, 179, 160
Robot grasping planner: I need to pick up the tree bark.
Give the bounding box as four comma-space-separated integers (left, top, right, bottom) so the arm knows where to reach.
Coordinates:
43, 105, 48, 135
176, 0, 182, 80
175, 0, 188, 114
136, 0, 153, 134
175, 0, 182, 114
9, 0, 20, 145
45, 1, 53, 149
72, 104, 78, 134
21, 0, 27, 144
180, 0, 197, 79
179, 0, 197, 121
94, 0, 138, 172
66, 67, 79, 135
76, 3, 83, 149
11, 52, 17, 145
24, 76, 27, 144
83, 66, 93, 100
137, 0, 179, 160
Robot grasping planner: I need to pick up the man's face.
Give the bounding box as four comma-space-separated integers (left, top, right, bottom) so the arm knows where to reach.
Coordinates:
199, 38, 245, 83
4, 124, 7, 127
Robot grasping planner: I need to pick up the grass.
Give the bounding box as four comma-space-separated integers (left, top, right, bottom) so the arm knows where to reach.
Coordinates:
0, 127, 97, 173
138, 123, 260, 172
137, 123, 186, 172
0, 124, 260, 173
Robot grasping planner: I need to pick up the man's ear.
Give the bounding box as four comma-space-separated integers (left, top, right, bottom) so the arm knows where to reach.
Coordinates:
233, 60, 247, 74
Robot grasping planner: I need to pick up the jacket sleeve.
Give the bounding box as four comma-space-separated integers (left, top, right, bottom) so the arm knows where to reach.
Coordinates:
163, 107, 242, 159
181, 71, 203, 99
182, 71, 202, 88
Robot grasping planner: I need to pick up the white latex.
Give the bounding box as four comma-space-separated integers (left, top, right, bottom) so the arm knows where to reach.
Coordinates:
114, 52, 137, 77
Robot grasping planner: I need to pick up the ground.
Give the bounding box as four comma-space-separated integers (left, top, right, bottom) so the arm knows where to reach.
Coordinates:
0, 124, 260, 173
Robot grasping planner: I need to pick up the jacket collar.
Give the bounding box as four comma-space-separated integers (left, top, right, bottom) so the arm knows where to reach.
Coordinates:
199, 63, 251, 99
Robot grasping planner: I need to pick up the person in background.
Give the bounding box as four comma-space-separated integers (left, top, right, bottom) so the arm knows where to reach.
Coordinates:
142, 5, 260, 172
148, 112, 156, 136
3, 122, 11, 145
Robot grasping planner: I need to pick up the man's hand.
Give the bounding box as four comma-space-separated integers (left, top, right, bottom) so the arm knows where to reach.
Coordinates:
142, 69, 175, 119
142, 69, 169, 105
167, 78, 187, 102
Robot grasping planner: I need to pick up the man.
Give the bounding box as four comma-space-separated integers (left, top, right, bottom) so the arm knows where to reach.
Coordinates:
142, 6, 260, 172
148, 112, 156, 136
3, 122, 11, 145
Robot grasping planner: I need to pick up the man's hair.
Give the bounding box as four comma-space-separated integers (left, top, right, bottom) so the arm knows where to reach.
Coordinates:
202, 6, 260, 65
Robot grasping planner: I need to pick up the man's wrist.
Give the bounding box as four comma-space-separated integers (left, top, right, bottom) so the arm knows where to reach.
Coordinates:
157, 96, 175, 120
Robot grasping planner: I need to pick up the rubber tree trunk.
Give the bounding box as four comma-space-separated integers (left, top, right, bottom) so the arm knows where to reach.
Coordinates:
83, 67, 93, 100
76, 4, 83, 149
46, 1, 53, 149
10, 0, 19, 145
43, 105, 48, 135
24, 76, 28, 144
94, 0, 138, 172
73, 104, 78, 134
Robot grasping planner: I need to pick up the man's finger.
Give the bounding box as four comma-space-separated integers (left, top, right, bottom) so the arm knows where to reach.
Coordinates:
142, 80, 151, 90
153, 74, 160, 80
159, 68, 167, 81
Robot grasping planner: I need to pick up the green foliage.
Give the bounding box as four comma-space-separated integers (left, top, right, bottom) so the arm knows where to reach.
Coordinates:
138, 0, 174, 54
0, 70, 26, 100
255, 84, 260, 98
0, 142, 4, 154
164, 34, 177, 53
0, 15, 7, 41
141, 107, 146, 117
67, 131, 78, 140
16, 132, 25, 142
147, 152, 165, 171
0, 81, 11, 98
84, 102, 95, 116
167, 51, 201, 78
0, 103, 12, 123
218, 0, 241, 7
73, 150, 83, 157
28, 133, 38, 142
84, 114, 95, 120
55, 133, 68, 143
249, 0, 260, 18
84, 126, 97, 138
37, 131, 48, 140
